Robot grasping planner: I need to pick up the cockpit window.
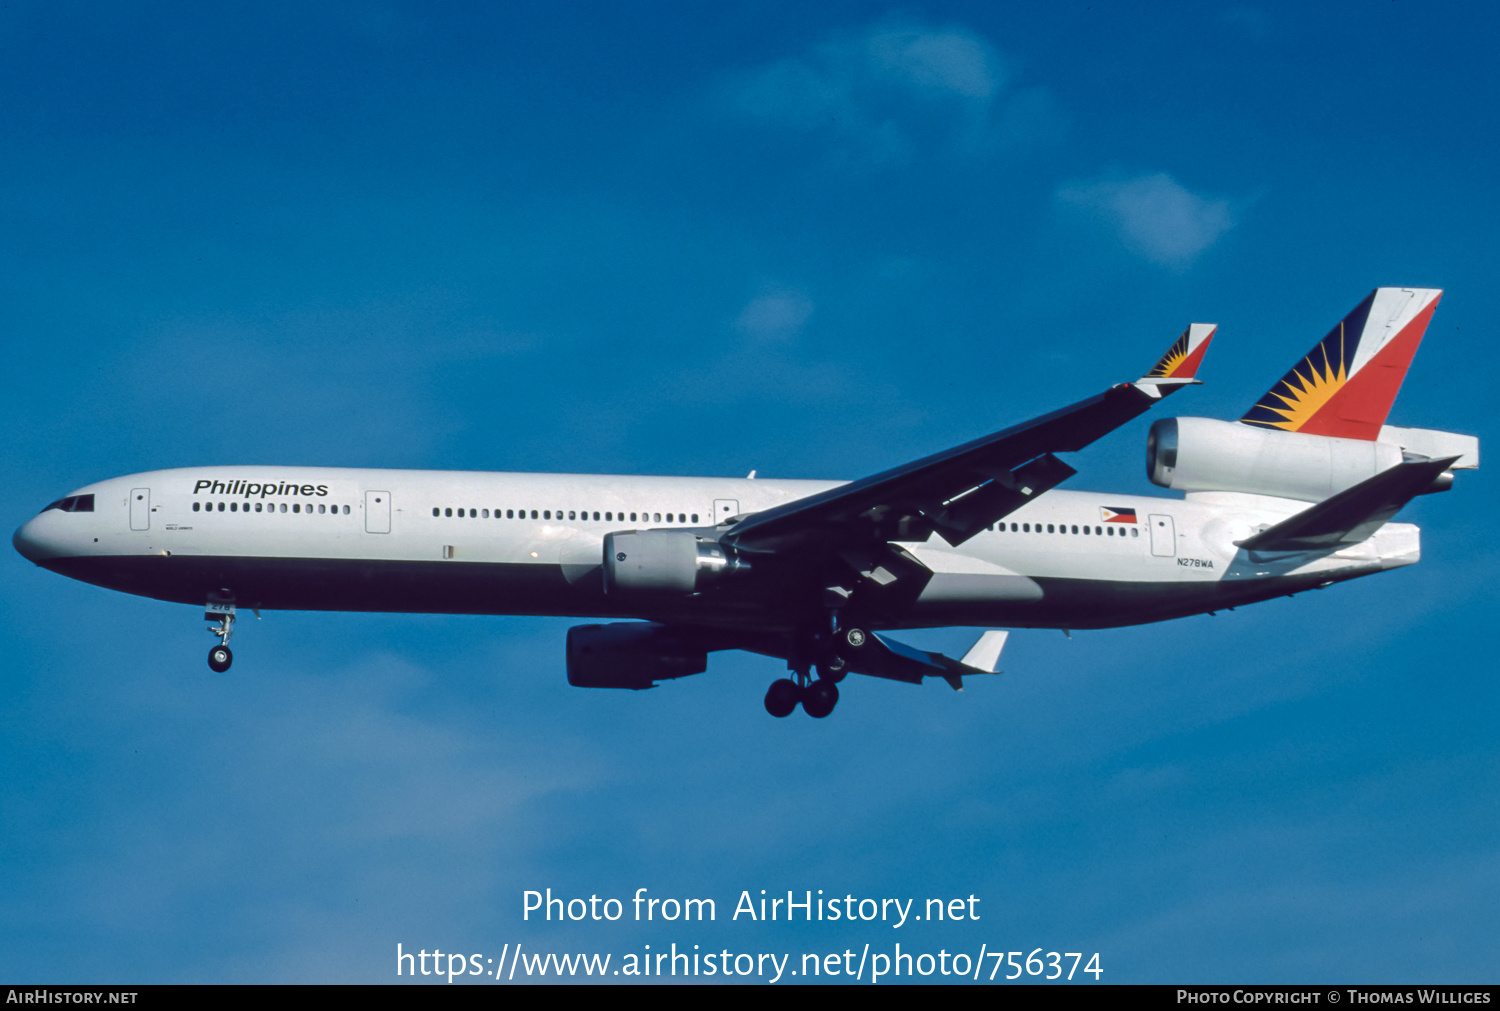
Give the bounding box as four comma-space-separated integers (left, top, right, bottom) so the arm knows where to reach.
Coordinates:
42, 494, 94, 514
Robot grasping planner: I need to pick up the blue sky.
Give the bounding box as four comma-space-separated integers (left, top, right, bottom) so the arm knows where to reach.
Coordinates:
2, 1, 1496, 983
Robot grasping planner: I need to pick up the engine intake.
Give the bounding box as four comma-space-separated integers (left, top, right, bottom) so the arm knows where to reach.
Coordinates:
565, 622, 708, 690
602, 530, 746, 594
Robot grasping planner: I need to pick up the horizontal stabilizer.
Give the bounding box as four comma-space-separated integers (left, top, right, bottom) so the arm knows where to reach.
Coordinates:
1379, 425, 1480, 470
1237, 456, 1458, 553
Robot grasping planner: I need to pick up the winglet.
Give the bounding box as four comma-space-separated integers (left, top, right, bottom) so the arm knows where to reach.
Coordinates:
960, 630, 1009, 674
1132, 323, 1216, 398
1241, 288, 1441, 440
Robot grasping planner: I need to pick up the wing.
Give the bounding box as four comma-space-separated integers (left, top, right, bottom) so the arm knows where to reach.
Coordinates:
723, 323, 1216, 556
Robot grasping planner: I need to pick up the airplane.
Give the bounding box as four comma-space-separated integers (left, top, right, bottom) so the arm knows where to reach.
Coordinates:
12, 287, 1477, 719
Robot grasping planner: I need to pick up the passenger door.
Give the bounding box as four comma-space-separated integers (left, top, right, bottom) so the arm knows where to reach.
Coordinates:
130, 488, 150, 531
1148, 514, 1176, 557
365, 490, 391, 534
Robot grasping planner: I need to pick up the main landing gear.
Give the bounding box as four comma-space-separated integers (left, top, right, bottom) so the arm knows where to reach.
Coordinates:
762, 624, 866, 719
763, 673, 839, 719
206, 601, 235, 673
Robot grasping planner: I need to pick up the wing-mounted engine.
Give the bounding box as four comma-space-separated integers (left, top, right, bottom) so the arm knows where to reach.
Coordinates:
602, 530, 749, 595
565, 622, 708, 689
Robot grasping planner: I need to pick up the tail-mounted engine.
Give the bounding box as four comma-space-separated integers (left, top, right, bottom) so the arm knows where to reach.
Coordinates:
602, 530, 749, 594
1147, 417, 1404, 502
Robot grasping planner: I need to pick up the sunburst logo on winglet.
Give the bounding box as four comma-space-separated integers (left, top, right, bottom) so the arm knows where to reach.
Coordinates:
1145, 323, 1214, 380
1147, 329, 1191, 377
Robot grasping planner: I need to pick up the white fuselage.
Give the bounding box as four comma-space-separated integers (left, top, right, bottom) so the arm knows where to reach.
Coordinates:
13, 466, 1420, 632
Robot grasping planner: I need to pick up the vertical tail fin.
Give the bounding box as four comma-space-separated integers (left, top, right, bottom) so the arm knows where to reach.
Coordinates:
1240, 287, 1442, 440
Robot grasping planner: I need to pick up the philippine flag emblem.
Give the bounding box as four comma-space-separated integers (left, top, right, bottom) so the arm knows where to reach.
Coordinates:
1100, 506, 1138, 524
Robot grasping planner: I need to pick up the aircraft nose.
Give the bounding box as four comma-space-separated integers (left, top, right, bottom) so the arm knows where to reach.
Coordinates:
13, 516, 54, 564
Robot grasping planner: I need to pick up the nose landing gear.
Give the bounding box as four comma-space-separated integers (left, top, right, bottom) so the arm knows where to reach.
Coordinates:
206, 601, 235, 673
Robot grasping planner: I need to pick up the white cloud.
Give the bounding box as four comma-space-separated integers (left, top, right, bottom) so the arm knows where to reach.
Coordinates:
737, 22, 1011, 162
1056, 171, 1239, 269
733, 286, 813, 343
865, 27, 1002, 101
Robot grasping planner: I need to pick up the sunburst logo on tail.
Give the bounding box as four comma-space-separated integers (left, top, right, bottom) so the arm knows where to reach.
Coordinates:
1245, 323, 1351, 432
1239, 288, 1440, 440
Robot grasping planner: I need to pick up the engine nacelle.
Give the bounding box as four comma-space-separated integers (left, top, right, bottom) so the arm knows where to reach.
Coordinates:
1147, 417, 1403, 502
602, 530, 745, 594
565, 622, 708, 690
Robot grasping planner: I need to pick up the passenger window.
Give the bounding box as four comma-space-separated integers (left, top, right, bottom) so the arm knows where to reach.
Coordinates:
1071, 525, 1078, 534
653, 513, 661, 522
193, 502, 201, 512
569, 511, 576, 520
506, 509, 513, 519
317, 504, 324, 514
594, 511, 601, 521
530, 510, 538, 519
691, 514, 698, 523
293, 504, 300, 513
217, 502, 225, 512
1107, 527, 1114, 536
1131, 528, 1139, 538
1046, 524, 1054, 533
1022, 523, 1029, 532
